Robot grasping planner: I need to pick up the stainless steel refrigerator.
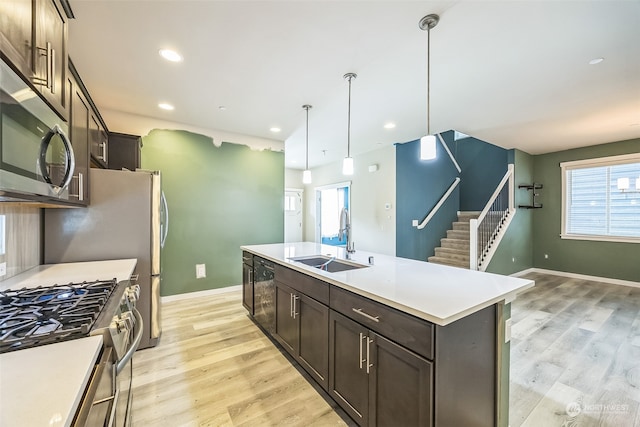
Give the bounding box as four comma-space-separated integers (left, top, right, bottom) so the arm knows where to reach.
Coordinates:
44, 168, 168, 349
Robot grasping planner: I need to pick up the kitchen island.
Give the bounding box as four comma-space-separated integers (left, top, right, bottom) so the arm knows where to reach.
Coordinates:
241, 242, 534, 427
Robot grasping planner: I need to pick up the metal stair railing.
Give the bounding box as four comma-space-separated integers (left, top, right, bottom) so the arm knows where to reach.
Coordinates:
469, 164, 515, 271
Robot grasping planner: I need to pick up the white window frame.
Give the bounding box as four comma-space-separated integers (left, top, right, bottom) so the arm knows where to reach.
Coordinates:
561, 153, 640, 244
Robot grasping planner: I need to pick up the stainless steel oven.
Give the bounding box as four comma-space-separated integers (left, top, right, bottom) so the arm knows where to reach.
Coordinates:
0, 58, 75, 203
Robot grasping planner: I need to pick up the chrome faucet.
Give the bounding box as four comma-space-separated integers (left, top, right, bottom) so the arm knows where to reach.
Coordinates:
338, 208, 355, 254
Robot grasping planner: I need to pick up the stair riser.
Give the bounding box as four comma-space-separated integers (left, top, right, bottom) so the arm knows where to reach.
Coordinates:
435, 249, 469, 262
441, 239, 470, 250
446, 230, 470, 240
452, 222, 470, 231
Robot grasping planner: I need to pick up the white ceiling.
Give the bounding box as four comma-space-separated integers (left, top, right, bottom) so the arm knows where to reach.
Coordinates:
67, 0, 640, 170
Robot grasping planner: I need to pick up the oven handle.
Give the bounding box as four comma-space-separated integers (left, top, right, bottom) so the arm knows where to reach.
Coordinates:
116, 307, 144, 375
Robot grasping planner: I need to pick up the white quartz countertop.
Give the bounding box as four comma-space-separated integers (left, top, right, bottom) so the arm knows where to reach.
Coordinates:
242, 242, 534, 326
0, 336, 103, 427
0, 259, 137, 292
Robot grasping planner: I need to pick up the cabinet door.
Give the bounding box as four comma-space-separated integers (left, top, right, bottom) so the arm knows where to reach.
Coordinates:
107, 133, 141, 171
242, 263, 254, 315
34, 0, 67, 117
329, 310, 369, 426
298, 293, 329, 390
68, 72, 90, 203
90, 114, 108, 167
369, 332, 433, 427
0, 0, 33, 77
274, 282, 297, 356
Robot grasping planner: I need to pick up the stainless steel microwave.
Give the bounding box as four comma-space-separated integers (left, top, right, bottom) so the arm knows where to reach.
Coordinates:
0, 58, 75, 204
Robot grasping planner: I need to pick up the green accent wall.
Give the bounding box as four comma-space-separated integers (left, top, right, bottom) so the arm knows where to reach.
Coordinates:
486, 149, 535, 275
532, 138, 640, 282
141, 129, 284, 296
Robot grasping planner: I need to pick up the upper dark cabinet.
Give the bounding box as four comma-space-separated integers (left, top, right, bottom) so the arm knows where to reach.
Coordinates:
108, 132, 142, 171
89, 113, 108, 168
0, 0, 69, 120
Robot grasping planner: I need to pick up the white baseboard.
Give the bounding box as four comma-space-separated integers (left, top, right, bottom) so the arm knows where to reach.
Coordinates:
161, 284, 241, 303
510, 268, 640, 288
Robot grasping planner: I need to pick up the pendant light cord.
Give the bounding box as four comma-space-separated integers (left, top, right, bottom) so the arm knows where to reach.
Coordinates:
427, 25, 431, 136
347, 76, 352, 157
304, 105, 310, 170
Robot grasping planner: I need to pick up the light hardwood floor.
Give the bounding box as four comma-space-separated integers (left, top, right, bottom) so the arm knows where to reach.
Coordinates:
132, 273, 640, 426
510, 272, 640, 427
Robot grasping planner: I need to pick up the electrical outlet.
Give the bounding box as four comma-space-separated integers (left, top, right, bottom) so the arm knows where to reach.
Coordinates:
512, 257, 516, 263
0, 262, 6, 277
544, 254, 549, 259
196, 263, 206, 278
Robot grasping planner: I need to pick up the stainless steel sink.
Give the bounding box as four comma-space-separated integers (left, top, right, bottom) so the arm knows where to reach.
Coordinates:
288, 255, 368, 273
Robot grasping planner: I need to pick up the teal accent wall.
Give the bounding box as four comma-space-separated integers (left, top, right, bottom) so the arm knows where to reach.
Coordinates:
447, 133, 509, 211
141, 129, 284, 296
396, 137, 459, 261
486, 149, 535, 275
396, 131, 508, 261
532, 138, 640, 282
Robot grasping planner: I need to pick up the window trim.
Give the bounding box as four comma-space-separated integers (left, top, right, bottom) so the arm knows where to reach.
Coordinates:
560, 153, 640, 244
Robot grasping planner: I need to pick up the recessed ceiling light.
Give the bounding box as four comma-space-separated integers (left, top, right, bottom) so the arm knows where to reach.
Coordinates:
270, 127, 281, 133
384, 122, 396, 129
158, 103, 174, 111
588, 57, 604, 65
159, 49, 183, 62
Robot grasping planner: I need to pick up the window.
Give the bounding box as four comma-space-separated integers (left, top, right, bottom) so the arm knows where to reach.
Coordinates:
561, 153, 640, 243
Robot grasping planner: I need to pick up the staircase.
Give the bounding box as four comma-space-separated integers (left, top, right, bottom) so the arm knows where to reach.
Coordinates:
427, 212, 479, 269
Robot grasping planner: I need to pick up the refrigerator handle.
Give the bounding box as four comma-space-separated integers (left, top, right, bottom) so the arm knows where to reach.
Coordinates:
161, 191, 169, 248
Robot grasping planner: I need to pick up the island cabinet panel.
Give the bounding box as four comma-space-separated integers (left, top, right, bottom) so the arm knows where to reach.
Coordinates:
330, 285, 434, 360
274, 264, 329, 305
329, 310, 433, 427
274, 281, 329, 390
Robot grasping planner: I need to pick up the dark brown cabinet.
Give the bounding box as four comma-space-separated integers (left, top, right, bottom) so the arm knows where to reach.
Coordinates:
329, 310, 433, 427
108, 133, 142, 171
1, 0, 69, 120
274, 281, 329, 390
90, 114, 108, 168
33, 0, 67, 117
66, 62, 90, 204
0, 0, 33, 77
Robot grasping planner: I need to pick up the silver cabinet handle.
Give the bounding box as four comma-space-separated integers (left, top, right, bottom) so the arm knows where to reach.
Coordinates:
70, 172, 84, 201
34, 42, 52, 89
50, 46, 56, 94
290, 293, 294, 318
99, 141, 107, 162
366, 337, 374, 374
358, 332, 366, 369
293, 295, 299, 319
352, 308, 380, 323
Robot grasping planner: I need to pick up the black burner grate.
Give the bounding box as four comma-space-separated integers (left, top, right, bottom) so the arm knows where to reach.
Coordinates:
0, 279, 118, 353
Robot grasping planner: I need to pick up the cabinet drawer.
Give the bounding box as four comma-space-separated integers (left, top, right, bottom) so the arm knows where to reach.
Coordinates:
330, 286, 434, 360
275, 265, 329, 305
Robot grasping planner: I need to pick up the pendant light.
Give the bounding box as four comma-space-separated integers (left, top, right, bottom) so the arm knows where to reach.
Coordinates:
343, 72, 357, 175
419, 14, 439, 161
302, 104, 312, 184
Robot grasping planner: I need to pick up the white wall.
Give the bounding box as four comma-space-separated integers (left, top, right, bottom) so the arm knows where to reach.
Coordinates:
302, 145, 396, 256
285, 168, 303, 189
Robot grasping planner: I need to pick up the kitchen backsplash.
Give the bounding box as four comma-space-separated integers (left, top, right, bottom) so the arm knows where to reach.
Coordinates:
0, 205, 41, 281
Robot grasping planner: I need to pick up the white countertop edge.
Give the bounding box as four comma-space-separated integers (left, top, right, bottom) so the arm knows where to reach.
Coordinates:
242, 244, 535, 326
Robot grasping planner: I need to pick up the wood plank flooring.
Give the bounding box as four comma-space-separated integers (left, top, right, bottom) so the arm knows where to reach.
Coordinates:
132, 273, 640, 426
510, 272, 640, 427
131, 291, 351, 426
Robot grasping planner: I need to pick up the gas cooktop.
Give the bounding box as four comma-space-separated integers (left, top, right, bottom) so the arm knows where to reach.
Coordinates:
0, 279, 118, 353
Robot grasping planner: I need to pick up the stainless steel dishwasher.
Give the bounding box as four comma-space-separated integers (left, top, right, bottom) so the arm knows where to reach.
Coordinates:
253, 257, 275, 334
